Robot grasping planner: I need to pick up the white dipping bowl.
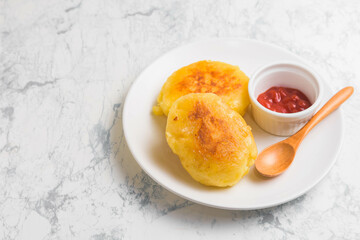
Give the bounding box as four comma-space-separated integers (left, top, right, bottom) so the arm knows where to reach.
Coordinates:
248, 62, 323, 136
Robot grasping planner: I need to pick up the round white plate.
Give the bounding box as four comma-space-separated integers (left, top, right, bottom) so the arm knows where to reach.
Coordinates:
122, 38, 344, 210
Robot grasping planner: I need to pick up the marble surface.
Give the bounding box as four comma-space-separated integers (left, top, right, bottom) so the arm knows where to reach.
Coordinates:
1, 0, 360, 239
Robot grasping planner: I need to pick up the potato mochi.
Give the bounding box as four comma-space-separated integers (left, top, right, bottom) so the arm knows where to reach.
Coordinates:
166, 93, 257, 187
153, 60, 250, 116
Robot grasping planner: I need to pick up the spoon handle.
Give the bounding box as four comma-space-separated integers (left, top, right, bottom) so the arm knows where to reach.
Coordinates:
290, 86, 354, 147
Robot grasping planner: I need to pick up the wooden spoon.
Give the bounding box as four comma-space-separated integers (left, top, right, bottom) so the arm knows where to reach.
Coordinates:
255, 86, 354, 177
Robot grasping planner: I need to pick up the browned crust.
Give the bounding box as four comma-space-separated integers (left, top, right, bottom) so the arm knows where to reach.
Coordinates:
188, 101, 237, 158
176, 67, 241, 95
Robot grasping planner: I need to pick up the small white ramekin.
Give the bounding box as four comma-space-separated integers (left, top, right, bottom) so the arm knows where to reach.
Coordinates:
248, 62, 323, 136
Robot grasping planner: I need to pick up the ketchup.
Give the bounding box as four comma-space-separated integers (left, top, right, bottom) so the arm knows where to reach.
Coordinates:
257, 86, 311, 113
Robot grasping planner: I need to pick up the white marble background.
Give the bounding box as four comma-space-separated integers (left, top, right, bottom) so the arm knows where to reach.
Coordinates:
1, 0, 360, 239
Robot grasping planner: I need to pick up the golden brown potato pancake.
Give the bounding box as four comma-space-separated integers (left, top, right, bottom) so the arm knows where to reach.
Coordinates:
153, 60, 250, 116
166, 93, 257, 187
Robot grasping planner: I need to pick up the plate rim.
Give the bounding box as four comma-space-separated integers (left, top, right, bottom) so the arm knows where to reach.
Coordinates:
122, 37, 345, 210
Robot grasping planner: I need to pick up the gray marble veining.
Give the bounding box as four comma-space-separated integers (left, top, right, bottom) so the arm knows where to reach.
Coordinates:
1, 0, 360, 239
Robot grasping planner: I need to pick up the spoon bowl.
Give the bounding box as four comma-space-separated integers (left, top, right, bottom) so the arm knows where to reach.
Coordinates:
255, 86, 354, 177
255, 142, 295, 177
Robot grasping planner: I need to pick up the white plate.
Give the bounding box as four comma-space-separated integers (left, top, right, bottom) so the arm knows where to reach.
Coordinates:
122, 38, 344, 210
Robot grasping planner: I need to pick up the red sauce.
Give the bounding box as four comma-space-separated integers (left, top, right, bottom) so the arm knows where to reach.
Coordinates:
257, 86, 312, 113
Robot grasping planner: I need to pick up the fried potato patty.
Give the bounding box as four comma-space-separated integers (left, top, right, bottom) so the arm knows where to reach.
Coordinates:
154, 60, 250, 116
166, 93, 257, 187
